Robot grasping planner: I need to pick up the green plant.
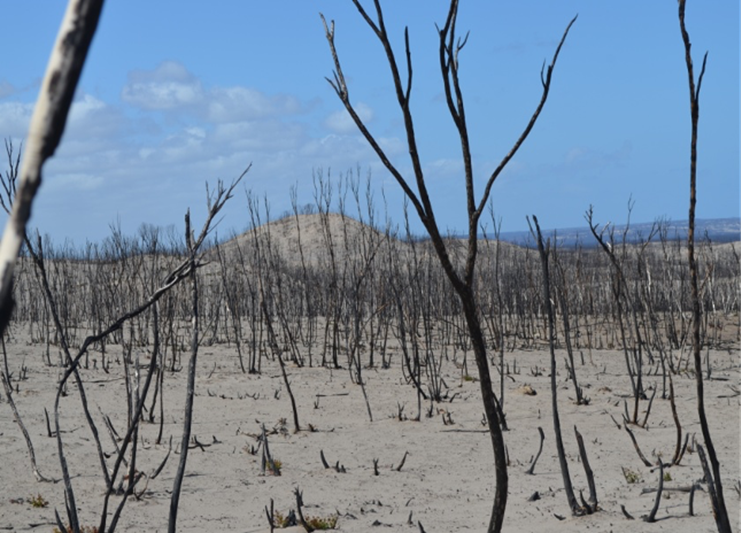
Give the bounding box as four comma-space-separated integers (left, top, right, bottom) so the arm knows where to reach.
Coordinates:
272, 510, 291, 528
305, 513, 339, 530
622, 467, 642, 484
27, 493, 48, 508
271, 510, 338, 530
663, 471, 672, 482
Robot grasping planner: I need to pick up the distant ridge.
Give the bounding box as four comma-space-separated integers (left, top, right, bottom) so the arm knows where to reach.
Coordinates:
223, 216, 740, 256
488, 217, 741, 247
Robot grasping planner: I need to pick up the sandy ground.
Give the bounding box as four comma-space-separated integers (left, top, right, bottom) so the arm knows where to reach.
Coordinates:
0, 334, 739, 532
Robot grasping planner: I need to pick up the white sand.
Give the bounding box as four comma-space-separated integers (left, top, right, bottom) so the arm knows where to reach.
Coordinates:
0, 335, 739, 532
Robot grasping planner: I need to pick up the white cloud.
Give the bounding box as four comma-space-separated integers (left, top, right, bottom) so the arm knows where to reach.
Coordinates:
138, 147, 155, 159
207, 87, 302, 123
129, 61, 193, 84
323, 103, 373, 133
123, 80, 203, 110
69, 94, 106, 118
213, 120, 305, 152
377, 136, 405, 157
59, 95, 127, 157
151, 128, 209, 164
0, 101, 33, 139
426, 158, 463, 179
121, 62, 305, 122
122, 61, 204, 110
0, 64, 409, 244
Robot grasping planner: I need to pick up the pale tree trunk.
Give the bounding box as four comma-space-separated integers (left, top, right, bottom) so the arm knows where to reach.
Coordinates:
0, 0, 104, 335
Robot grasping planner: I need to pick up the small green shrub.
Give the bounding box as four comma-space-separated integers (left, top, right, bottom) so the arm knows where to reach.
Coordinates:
272, 510, 338, 530
272, 510, 291, 528
306, 514, 339, 529
27, 493, 48, 508
269, 459, 282, 475
622, 467, 642, 484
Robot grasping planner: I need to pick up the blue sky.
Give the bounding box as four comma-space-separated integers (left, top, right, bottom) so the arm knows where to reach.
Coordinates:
0, 1, 739, 244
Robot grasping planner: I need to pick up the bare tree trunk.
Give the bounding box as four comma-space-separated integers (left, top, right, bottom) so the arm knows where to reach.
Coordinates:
530, 216, 581, 515
168, 212, 199, 533
552, 245, 587, 405
321, 4, 575, 529
261, 297, 301, 433
677, 2, 730, 531
460, 289, 509, 531
166, 176, 246, 530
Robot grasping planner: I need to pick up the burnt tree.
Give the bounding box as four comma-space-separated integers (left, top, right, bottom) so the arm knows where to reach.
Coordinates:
321, 2, 575, 530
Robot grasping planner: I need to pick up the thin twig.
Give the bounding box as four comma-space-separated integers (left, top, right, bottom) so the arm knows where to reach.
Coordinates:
643, 461, 664, 522
525, 427, 545, 475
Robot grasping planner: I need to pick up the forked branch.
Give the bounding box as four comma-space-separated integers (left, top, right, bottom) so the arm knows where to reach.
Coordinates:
320, 10, 426, 228
321, 4, 575, 532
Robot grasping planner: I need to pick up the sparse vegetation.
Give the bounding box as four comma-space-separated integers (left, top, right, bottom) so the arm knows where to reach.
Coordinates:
0, 2, 737, 533
27, 493, 48, 508
622, 467, 642, 484
272, 509, 338, 530
305, 513, 339, 530
0, 162, 737, 533
271, 509, 292, 528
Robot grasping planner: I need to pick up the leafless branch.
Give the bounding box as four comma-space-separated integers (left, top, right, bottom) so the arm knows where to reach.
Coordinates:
474, 16, 577, 228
